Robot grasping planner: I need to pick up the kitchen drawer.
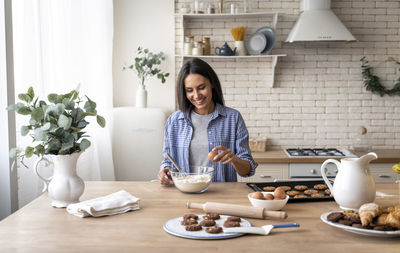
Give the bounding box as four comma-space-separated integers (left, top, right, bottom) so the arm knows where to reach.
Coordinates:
238, 163, 288, 182
370, 163, 399, 183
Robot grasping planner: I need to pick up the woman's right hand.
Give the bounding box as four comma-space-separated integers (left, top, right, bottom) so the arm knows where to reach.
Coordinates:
158, 167, 173, 185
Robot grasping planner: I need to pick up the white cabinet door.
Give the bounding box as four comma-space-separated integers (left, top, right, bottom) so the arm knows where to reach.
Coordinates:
238, 163, 288, 182
370, 163, 399, 183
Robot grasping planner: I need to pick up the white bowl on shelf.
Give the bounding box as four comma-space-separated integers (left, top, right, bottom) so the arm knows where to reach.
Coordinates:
247, 191, 289, 210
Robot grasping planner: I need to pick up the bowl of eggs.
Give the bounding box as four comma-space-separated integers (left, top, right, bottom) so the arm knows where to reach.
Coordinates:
248, 187, 289, 210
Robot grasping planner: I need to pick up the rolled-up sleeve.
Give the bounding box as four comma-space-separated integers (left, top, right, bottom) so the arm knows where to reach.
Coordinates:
235, 113, 257, 177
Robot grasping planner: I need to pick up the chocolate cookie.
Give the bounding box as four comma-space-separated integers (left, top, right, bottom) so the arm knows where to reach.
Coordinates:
185, 224, 202, 231
351, 223, 363, 229
327, 212, 343, 222
226, 216, 241, 222
314, 184, 328, 190
200, 219, 216, 227
311, 193, 325, 198
278, 186, 291, 192
304, 189, 318, 195
373, 226, 395, 231
294, 185, 308, 191
203, 213, 220, 220
181, 218, 198, 225
324, 189, 331, 195
205, 226, 223, 234
294, 194, 308, 199
183, 214, 198, 220
223, 221, 240, 227
263, 186, 276, 191
286, 190, 300, 197
338, 219, 353, 226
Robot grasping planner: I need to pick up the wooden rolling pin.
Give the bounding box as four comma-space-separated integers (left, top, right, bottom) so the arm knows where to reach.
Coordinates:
187, 202, 287, 220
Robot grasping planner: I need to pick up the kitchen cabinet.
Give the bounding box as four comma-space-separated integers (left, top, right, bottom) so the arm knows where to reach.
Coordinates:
238, 163, 288, 182
174, 12, 286, 87
370, 163, 399, 183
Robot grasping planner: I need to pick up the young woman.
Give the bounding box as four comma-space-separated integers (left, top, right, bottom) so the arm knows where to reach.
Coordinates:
158, 58, 257, 185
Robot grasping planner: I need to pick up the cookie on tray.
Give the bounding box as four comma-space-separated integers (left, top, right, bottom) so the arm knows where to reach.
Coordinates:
327, 212, 343, 222
294, 194, 308, 199
203, 213, 220, 220
294, 185, 308, 191
226, 216, 241, 222
200, 219, 216, 227
286, 190, 300, 197
263, 186, 276, 191
304, 189, 318, 195
181, 218, 198, 225
223, 221, 241, 227
311, 193, 325, 198
183, 214, 198, 220
185, 224, 202, 231
278, 186, 291, 192
314, 184, 328, 190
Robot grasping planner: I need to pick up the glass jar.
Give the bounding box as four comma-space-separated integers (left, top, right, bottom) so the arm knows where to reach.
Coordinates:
207, 3, 215, 14
192, 41, 203, 56
202, 37, 210, 55
184, 36, 194, 55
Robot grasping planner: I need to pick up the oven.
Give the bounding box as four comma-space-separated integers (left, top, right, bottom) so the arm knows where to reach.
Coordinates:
283, 148, 357, 181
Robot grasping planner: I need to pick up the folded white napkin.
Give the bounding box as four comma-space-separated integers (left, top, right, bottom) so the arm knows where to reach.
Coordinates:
66, 190, 140, 218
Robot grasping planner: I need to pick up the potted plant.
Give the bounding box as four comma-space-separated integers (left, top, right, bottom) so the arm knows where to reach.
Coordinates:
123, 47, 169, 108
7, 86, 105, 207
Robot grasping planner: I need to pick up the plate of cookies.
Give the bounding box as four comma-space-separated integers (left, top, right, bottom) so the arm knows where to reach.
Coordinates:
246, 180, 333, 202
163, 213, 252, 240
321, 209, 400, 237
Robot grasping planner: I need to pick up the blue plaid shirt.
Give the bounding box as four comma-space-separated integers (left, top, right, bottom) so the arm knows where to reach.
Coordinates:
160, 103, 257, 182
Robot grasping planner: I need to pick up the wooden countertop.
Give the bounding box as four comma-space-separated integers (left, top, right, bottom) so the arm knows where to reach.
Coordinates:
0, 181, 399, 253
253, 149, 400, 163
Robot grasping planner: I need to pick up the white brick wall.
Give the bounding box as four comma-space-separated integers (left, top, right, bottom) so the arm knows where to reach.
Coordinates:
175, 0, 400, 149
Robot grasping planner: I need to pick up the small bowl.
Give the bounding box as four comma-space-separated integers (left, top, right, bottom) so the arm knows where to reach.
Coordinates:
170, 166, 214, 194
248, 191, 289, 210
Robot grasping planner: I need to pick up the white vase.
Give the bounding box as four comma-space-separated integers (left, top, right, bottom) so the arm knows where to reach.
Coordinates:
234, 41, 247, 56
34, 152, 85, 208
136, 84, 147, 108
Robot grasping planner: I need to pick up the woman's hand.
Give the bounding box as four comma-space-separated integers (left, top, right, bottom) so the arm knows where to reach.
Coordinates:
211, 146, 237, 164
158, 167, 173, 185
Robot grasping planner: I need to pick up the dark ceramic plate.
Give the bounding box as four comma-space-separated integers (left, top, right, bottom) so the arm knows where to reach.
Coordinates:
246, 180, 334, 203
256, 26, 276, 53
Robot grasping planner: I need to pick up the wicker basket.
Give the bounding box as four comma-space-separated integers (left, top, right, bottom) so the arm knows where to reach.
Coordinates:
249, 138, 267, 152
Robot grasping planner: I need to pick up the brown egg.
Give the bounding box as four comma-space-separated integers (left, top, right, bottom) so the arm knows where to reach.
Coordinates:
208, 151, 218, 161
265, 193, 274, 200
274, 187, 287, 200
251, 192, 265, 200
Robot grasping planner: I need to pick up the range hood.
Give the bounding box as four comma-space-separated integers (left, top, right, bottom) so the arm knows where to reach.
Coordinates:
286, 0, 356, 42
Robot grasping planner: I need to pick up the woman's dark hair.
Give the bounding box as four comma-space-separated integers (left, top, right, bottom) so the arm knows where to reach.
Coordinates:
176, 58, 224, 113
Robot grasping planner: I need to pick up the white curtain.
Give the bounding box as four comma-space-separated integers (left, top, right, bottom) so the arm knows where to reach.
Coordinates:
12, 0, 115, 207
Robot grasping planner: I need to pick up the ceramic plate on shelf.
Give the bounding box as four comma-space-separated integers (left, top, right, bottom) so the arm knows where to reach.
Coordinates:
320, 211, 400, 237
163, 214, 252, 240
245, 32, 267, 55
256, 26, 276, 53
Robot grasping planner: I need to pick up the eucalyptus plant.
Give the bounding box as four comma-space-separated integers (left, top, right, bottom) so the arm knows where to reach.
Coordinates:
7, 86, 106, 159
123, 47, 169, 87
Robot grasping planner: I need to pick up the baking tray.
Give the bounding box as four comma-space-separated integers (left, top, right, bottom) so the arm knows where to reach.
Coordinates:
246, 180, 334, 203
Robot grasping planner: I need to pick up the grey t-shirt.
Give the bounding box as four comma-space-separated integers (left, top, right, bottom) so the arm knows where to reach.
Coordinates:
189, 111, 212, 172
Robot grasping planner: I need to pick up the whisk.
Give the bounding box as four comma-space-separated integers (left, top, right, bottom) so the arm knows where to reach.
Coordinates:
231, 26, 246, 41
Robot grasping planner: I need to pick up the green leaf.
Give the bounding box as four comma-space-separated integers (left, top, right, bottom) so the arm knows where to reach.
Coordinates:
79, 139, 91, 151
42, 122, 51, 131
18, 93, 32, 103
55, 103, 66, 115
34, 128, 47, 141
25, 146, 34, 158
60, 141, 74, 153
6, 103, 19, 111
17, 106, 31, 115
48, 93, 58, 103
77, 120, 89, 129
21, 125, 29, 136
35, 144, 45, 156
27, 87, 35, 99
58, 114, 71, 130
31, 107, 44, 121
62, 97, 75, 110
96, 115, 106, 128
29, 119, 37, 125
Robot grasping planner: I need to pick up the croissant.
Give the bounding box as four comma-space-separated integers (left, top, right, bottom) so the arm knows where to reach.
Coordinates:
358, 203, 382, 227
385, 205, 400, 213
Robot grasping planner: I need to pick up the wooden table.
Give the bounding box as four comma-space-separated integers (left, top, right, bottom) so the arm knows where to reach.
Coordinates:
0, 182, 399, 253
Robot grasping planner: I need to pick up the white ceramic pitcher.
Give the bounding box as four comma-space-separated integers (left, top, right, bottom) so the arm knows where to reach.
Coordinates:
321, 152, 377, 210
34, 152, 85, 208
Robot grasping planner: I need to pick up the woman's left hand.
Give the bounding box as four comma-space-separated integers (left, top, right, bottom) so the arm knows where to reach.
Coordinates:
211, 146, 237, 164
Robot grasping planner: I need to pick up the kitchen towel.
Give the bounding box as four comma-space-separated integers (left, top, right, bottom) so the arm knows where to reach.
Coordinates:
66, 190, 140, 218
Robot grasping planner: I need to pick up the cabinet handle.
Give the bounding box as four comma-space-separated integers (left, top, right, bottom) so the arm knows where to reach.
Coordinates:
259, 175, 271, 178
378, 175, 391, 178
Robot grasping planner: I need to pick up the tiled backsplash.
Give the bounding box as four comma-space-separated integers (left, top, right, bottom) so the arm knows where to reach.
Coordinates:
175, 0, 400, 149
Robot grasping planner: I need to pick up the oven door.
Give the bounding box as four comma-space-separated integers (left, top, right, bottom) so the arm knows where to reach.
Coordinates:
289, 163, 338, 179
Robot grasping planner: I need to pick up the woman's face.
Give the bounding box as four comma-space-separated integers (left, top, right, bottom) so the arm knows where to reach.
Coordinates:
184, 73, 214, 115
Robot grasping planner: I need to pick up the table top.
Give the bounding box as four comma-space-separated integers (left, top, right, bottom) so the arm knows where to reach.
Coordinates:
0, 182, 399, 253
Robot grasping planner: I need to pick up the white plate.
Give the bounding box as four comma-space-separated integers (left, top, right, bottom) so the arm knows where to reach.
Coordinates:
163, 214, 252, 240
320, 211, 400, 237
245, 32, 267, 55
